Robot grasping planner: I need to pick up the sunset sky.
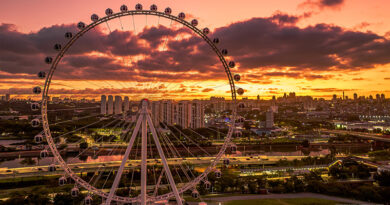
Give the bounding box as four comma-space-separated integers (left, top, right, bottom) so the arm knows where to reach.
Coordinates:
1, 0, 390, 100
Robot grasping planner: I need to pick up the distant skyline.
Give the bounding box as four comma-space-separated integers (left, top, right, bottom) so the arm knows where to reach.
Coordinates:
1, 0, 390, 100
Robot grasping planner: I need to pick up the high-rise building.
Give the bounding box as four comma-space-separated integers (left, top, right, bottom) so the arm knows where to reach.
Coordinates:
177, 101, 192, 129
191, 100, 204, 129
123, 96, 129, 112
381, 93, 386, 100
151, 101, 162, 126
376, 94, 381, 100
5, 94, 10, 101
354, 93, 358, 100
209, 97, 226, 113
101, 95, 107, 115
114, 96, 122, 114
161, 100, 175, 125
265, 110, 274, 129
107, 95, 114, 115
332, 94, 337, 101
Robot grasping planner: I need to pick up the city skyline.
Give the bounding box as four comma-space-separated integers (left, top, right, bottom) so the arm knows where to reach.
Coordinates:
1, 1, 390, 204
1, 0, 390, 100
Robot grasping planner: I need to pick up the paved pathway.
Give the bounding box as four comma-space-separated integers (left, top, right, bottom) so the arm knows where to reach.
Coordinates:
188, 193, 376, 205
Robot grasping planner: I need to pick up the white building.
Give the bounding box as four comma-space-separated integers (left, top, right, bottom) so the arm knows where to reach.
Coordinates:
150, 99, 205, 129
162, 100, 175, 125
101, 95, 107, 115
178, 101, 192, 129
115, 96, 122, 115
191, 100, 205, 129
123, 96, 129, 113
151, 101, 162, 126
107, 95, 114, 115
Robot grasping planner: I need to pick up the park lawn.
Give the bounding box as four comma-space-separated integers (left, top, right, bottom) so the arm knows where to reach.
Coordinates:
224, 198, 339, 205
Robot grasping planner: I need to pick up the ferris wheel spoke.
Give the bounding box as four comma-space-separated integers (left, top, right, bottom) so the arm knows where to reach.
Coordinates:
128, 130, 141, 197
146, 114, 183, 204
147, 128, 158, 186
159, 132, 194, 182
54, 117, 112, 139
105, 115, 142, 205
159, 132, 184, 184
206, 127, 228, 137
161, 120, 211, 157
162, 131, 196, 180
67, 118, 123, 164
96, 120, 138, 190
76, 118, 127, 175
156, 115, 197, 159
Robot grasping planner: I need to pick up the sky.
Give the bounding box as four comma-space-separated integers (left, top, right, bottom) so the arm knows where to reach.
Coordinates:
1, 0, 390, 100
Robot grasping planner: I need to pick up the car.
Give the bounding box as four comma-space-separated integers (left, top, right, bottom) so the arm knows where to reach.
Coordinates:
38, 168, 43, 171
6, 170, 11, 173
246, 158, 250, 161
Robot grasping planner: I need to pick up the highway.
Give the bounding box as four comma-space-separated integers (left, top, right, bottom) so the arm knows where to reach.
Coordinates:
0, 155, 309, 179
321, 129, 390, 142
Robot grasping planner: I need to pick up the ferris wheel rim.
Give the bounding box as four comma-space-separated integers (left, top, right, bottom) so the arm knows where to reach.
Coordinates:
40, 8, 238, 203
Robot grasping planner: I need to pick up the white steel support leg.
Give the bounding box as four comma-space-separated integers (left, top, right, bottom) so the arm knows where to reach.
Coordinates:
146, 114, 183, 205
105, 117, 143, 205
140, 113, 148, 205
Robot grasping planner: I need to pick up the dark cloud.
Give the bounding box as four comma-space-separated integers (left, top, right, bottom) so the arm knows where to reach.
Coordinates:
320, 0, 344, 7
300, 0, 345, 9
213, 18, 390, 72
2, 9, 390, 91
269, 11, 312, 25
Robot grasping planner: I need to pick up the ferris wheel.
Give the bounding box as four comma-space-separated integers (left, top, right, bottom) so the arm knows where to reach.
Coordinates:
31, 3, 244, 205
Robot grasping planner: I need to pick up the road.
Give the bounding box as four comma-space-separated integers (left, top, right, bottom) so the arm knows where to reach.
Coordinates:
193, 192, 374, 205
0, 155, 310, 179
322, 129, 390, 142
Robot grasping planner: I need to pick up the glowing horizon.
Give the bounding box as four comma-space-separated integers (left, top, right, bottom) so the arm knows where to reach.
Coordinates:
1, 0, 390, 100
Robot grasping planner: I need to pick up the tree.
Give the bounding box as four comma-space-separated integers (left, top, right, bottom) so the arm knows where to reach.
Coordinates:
243, 121, 252, 130
301, 139, 310, 148
79, 142, 88, 149
375, 171, 390, 186
54, 193, 75, 205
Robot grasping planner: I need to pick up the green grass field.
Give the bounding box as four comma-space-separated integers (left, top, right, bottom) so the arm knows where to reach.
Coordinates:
223, 198, 339, 205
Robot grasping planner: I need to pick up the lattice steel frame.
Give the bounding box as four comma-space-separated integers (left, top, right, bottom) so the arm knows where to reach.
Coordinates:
41, 9, 237, 204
